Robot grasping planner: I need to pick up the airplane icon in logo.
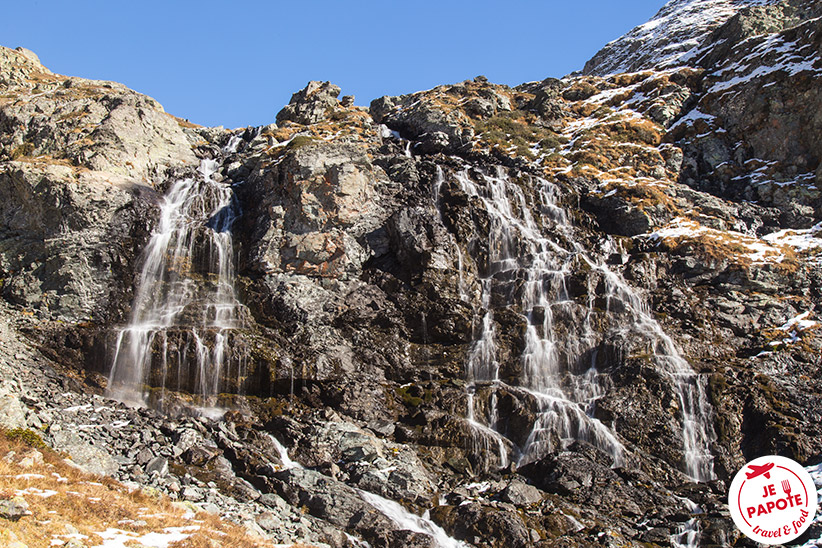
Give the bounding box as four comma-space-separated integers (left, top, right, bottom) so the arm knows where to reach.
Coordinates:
746, 462, 775, 480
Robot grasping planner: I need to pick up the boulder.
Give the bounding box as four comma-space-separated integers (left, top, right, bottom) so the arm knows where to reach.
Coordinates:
276, 81, 342, 125
0, 383, 27, 430
0, 497, 29, 521
499, 480, 542, 506
50, 429, 118, 477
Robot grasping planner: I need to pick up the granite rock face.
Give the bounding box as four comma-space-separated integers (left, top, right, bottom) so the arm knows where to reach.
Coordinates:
0, 45, 198, 321
2, 2, 822, 546
276, 80, 343, 126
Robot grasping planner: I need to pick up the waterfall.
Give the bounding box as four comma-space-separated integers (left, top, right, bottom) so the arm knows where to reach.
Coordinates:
450, 167, 624, 468
670, 498, 702, 548
440, 166, 714, 481
270, 434, 466, 548
357, 490, 469, 548
595, 265, 716, 481
267, 433, 301, 471
671, 518, 700, 548
107, 152, 246, 407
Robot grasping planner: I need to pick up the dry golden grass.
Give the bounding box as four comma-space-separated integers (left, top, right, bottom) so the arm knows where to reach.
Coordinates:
599, 178, 682, 214
0, 431, 309, 548
262, 107, 377, 160
607, 71, 654, 88
10, 154, 78, 170
165, 113, 202, 129
651, 218, 800, 274
568, 101, 612, 119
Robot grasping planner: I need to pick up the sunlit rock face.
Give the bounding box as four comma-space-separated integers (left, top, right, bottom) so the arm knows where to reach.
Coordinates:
2, 1, 822, 545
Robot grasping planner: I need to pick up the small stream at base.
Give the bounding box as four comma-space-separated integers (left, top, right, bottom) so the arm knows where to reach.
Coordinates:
269, 434, 467, 548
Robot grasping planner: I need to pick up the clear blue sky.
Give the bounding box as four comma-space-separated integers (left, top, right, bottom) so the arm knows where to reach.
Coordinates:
3, 1, 666, 129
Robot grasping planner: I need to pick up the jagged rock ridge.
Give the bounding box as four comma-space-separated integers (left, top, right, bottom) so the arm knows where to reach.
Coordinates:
582, 0, 819, 75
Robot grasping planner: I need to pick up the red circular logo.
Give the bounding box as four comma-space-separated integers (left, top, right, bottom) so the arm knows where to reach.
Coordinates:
729, 455, 817, 544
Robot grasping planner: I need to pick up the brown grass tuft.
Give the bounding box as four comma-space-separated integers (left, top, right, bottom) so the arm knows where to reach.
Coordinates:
0, 430, 309, 548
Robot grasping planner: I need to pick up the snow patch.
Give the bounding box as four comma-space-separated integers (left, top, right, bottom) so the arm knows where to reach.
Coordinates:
647, 217, 789, 265
585, 0, 779, 75
90, 526, 199, 548
15, 487, 58, 498
763, 222, 822, 261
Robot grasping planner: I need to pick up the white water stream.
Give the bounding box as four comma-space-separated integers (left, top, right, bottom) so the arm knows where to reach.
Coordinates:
671, 517, 700, 548
269, 434, 466, 548
107, 153, 245, 406
440, 166, 715, 481
358, 490, 469, 548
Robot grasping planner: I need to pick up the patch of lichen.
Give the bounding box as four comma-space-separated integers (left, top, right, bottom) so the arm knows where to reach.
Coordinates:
10, 142, 34, 159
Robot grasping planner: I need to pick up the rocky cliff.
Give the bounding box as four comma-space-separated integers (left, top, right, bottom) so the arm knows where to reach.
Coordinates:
1, 0, 821, 546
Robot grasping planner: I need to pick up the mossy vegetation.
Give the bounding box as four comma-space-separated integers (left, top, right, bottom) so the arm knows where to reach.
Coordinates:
287, 135, 317, 150
396, 385, 423, 407
10, 142, 35, 159
474, 110, 567, 160
5, 427, 48, 450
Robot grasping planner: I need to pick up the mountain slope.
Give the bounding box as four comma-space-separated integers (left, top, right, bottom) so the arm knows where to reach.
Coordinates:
583, 0, 790, 75
1, 2, 822, 548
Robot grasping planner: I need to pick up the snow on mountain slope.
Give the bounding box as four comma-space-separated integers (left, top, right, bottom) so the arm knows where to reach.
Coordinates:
583, 0, 779, 75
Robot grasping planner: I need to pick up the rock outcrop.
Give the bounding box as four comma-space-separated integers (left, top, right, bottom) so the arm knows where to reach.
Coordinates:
0, 45, 199, 321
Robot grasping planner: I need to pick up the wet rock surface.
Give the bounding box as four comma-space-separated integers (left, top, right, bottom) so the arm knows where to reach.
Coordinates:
2, 2, 822, 547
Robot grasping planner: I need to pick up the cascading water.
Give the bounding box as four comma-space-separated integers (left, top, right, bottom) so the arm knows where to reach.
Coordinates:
357, 490, 469, 548
596, 264, 716, 481
670, 498, 702, 548
269, 433, 466, 548
449, 167, 624, 468
671, 519, 700, 548
439, 166, 715, 481
107, 148, 247, 407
